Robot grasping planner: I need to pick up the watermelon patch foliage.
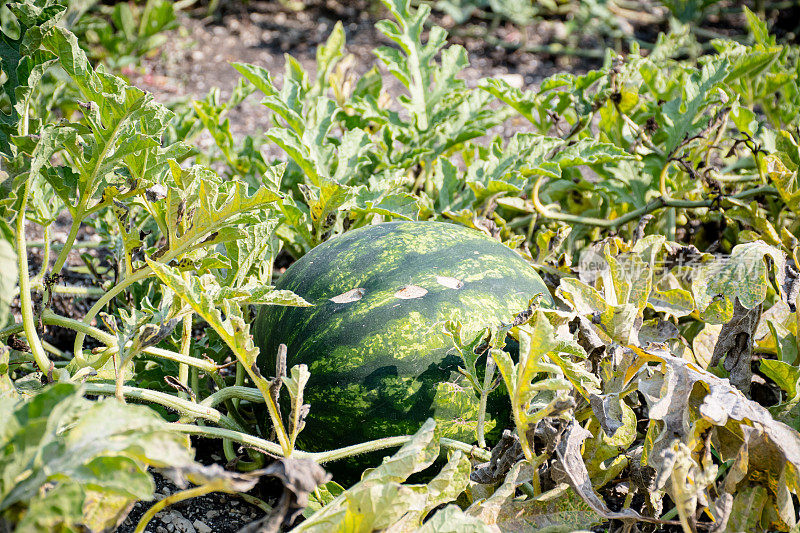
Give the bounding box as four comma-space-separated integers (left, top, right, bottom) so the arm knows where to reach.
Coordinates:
2, 0, 800, 531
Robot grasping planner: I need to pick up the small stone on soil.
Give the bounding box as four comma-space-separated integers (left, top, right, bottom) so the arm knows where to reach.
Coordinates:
194, 520, 212, 533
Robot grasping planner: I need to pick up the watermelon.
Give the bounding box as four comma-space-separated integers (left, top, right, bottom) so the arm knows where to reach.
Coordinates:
253, 221, 551, 454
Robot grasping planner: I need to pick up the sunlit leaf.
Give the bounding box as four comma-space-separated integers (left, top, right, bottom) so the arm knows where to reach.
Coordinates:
0, 384, 195, 530
295, 420, 473, 532
692, 240, 785, 311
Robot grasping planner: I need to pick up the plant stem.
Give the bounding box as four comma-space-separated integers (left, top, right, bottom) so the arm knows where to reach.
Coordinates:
42, 339, 65, 358
179, 311, 192, 400
114, 350, 126, 402
240, 358, 293, 457
135, 484, 222, 533
476, 355, 496, 449
526, 177, 777, 229
35, 225, 50, 282
233, 362, 245, 409
316, 436, 419, 464
49, 210, 83, 279
222, 438, 239, 464
26, 240, 106, 249
23, 283, 106, 297
87, 341, 217, 373
206, 372, 251, 430
84, 383, 242, 430
666, 207, 676, 241
439, 438, 492, 462
658, 160, 671, 198
72, 267, 150, 362
200, 385, 265, 408
237, 493, 272, 513
173, 424, 493, 464
191, 366, 200, 396
755, 150, 767, 184
794, 251, 800, 363
16, 181, 52, 376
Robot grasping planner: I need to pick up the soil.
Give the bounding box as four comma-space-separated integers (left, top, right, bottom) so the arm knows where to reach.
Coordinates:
117, 470, 264, 533
114, 431, 296, 533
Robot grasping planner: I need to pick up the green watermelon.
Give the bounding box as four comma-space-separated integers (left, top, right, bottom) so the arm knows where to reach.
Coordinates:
254, 221, 551, 454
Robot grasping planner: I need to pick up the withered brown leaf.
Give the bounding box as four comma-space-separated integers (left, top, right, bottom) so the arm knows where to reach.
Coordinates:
710, 297, 762, 395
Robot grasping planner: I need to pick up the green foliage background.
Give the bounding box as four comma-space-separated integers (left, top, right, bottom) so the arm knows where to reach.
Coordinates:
2, 0, 800, 531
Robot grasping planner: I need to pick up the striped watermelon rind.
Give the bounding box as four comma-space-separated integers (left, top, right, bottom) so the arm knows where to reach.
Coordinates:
254, 221, 551, 453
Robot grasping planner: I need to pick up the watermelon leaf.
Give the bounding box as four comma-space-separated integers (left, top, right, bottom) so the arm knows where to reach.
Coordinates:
0, 0, 63, 157
417, 504, 496, 532
760, 359, 800, 400
295, 419, 473, 531
660, 59, 730, 155
374, 0, 462, 132
0, 383, 197, 531
691, 240, 785, 313
41, 27, 181, 196
309, 21, 346, 100
282, 364, 311, 448
146, 259, 293, 454
469, 460, 604, 531
479, 77, 542, 128
493, 310, 572, 463
766, 153, 800, 215
161, 163, 282, 260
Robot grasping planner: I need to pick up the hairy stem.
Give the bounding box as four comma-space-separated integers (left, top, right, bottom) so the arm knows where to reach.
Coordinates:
33, 225, 50, 283
179, 310, 192, 400
49, 210, 84, 279
476, 355, 496, 449
242, 359, 293, 456
135, 484, 221, 533
16, 181, 52, 376
200, 385, 265, 408
83, 382, 242, 430
658, 160, 671, 198
174, 424, 493, 464
22, 283, 106, 297
233, 362, 245, 409
526, 177, 778, 229
114, 351, 126, 403
26, 240, 106, 249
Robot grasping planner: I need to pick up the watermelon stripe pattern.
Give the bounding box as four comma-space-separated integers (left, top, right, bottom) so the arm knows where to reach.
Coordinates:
254, 221, 551, 453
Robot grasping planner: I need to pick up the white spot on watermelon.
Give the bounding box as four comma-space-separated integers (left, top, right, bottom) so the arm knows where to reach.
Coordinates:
436, 276, 464, 289
330, 287, 365, 304
395, 285, 428, 299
